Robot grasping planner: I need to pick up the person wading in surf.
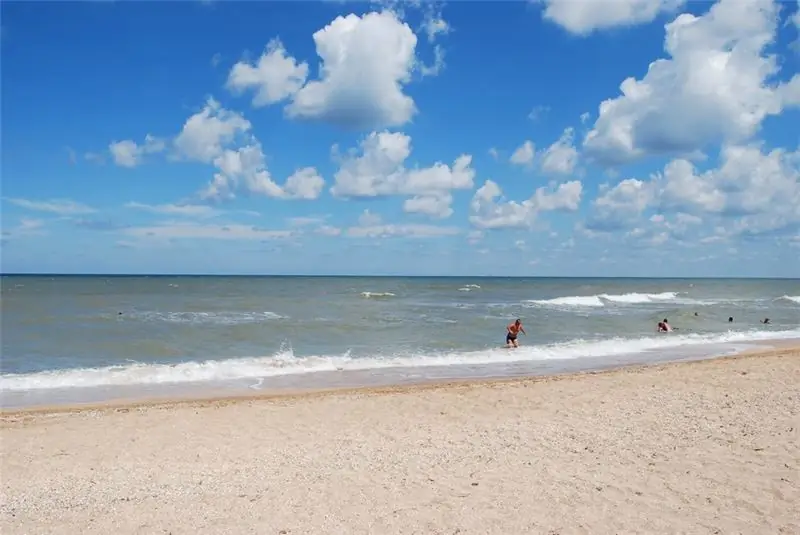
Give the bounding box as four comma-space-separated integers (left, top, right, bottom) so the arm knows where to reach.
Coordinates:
506, 319, 526, 348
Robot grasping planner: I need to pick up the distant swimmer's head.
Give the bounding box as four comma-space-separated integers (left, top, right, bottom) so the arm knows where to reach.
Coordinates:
663, 318, 669, 323
515, 319, 521, 325
728, 316, 734, 322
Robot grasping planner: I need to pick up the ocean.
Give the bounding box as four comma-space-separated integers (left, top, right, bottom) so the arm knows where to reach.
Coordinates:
1, 275, 799, 408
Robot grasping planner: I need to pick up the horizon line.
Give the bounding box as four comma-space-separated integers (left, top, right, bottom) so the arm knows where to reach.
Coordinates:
1, 273, 798, 280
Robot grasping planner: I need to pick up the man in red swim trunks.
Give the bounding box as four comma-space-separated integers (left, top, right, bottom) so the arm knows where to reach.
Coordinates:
506, 318, 526, 348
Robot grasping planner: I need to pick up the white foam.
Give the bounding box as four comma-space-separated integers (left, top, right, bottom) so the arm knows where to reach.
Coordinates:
525, 296, 605, 307
4, 328, 798, 392
361, 292, 396, 298
129, 311, 285, 325
526, 292, 682, 308
777, 295, 800, 305
599, 292, 679, 304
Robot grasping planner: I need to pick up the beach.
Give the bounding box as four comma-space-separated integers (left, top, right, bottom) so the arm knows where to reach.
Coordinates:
2, 347, 799, 534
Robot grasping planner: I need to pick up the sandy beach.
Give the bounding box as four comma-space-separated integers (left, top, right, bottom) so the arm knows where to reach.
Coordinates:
2, 348, 799, 534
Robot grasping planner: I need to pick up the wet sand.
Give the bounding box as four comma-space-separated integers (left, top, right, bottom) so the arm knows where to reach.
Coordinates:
2, 347, 799, 534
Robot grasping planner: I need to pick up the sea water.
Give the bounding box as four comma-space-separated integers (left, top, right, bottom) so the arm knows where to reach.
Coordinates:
1, 276, 798, 408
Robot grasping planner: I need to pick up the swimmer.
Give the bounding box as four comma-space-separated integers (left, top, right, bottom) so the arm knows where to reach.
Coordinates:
506, 318, 526, 348
657, 318, 673, 333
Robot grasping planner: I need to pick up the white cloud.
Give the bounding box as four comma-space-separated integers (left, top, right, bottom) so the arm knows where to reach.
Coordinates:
314, 208, 459, 239
583, 0, 798, 166
125, 202, 221, 218
488, 147, 499, 160
540, 0, 684, 35
586, 178, 655, 231
287, 11, 417, 128
315, 225, 342, 237
528, 105, 550, 121
109, 135, 165, 167
283, 167, 326, 200
4, 198, 96, 215
540, 128, 579, 176
421, 5, 450, 42
124, 222, 294, 241
330, 131, 474, 219
469, 179, 583, 229
585, 142, 800, 237
226, 39, 309, 107
2, 218, 46, 241
347, 223, 459, 238
403, 192, 453, 219
200, 143, 325, 202
173, 98, 251, 163
510, 140, 535, 166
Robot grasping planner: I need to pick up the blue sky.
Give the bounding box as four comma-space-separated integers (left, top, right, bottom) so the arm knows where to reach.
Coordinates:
1, 0, 799, 276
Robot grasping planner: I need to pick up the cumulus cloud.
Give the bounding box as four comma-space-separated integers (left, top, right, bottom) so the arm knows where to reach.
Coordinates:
173, 98, 252, 163
540, 0, 685, 35
226, 39, 309, 107
585, 143, 800, 237
228, 10, 424, 130
583, 0, 799, 166
109, 135, 165, 167
540, 128, 579, 176
330, 131, 475, 219
200, 143, 325, 202
403, 193, 453, 219
4, 197, 96, 215
469, 179, 583, 229
142, 98, 324, 202
510, 140, 535, 167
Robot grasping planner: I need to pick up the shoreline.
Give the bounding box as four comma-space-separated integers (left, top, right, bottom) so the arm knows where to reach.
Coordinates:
2, 344, 798, 534
3, 341, 797, 418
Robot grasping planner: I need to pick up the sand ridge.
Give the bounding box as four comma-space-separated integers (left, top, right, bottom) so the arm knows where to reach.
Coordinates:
2, 349, 799, 534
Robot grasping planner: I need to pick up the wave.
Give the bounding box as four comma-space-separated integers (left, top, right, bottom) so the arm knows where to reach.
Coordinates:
600, 291, 678, 303
3, 328, 798, 392
126, 311, 285, 325
777, 295, 800, 305
361, 292, 396, 298
526, 292, 681, 308
525, 295, 605, 307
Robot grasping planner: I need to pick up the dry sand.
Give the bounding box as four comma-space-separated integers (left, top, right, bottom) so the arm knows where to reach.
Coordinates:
2, 348, 799, 535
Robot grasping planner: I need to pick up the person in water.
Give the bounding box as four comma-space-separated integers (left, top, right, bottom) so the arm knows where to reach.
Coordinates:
657, 318, 672, 332
506, 319, 526, 348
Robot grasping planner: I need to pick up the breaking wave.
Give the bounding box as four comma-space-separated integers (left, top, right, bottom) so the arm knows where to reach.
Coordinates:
126, 311, 286, 325
525, 292, 680, 308
3, 328, 798, 392
361, 292, 396, 298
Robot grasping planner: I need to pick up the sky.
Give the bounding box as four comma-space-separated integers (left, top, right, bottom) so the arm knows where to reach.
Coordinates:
1, 0, 799, 277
